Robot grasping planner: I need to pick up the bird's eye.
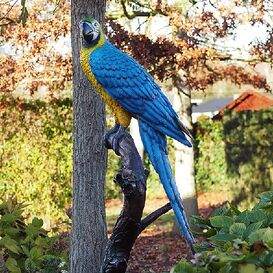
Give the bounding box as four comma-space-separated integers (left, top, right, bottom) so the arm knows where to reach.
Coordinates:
93, 21, 99, 29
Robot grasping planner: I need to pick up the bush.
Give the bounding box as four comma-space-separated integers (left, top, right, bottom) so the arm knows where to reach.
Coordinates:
172, 191, 273, 273
0, 98, 163, 227
0, 98, 73, 229
0, 197, 68, 273
195, 109, 273, 207
194, 116, 228, 191
223, 110, 273, 207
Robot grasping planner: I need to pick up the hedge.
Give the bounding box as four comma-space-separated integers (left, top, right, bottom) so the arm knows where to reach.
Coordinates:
0, 98, 73, 229
195, 109, 273, 208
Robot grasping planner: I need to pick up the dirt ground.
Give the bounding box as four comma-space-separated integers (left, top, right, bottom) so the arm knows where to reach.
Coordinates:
106, 191, 229, 273
127, 228, 188, 273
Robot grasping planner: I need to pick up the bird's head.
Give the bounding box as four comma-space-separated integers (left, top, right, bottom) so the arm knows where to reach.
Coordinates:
79, 18, 103, 48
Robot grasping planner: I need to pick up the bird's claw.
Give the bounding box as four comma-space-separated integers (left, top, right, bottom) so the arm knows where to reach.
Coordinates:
104, 124, 126, 155
104, 124, 120, 149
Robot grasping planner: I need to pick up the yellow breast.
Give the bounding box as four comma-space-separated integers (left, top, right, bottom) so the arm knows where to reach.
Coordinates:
80, 40, 131, 128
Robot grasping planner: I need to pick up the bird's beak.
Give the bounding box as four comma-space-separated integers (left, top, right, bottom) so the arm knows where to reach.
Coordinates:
80, 21, 94, 43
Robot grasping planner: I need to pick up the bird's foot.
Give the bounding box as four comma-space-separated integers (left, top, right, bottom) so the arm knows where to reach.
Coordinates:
104, 124, 126, 155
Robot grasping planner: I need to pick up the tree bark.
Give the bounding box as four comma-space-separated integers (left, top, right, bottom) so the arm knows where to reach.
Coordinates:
102, 127, 172, 272
172, 73, 198, 233
70, 1, 107, 272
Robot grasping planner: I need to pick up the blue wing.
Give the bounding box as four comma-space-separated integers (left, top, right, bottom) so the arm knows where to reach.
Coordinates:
90, 41, 192, 147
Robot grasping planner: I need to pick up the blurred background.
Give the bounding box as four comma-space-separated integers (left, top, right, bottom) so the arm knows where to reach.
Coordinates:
0, 0, 272, 272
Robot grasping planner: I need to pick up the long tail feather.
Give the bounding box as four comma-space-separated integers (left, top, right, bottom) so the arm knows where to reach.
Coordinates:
139, 120, 195, 251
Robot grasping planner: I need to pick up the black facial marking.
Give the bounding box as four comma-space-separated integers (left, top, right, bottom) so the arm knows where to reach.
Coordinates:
83, 31, 94, 44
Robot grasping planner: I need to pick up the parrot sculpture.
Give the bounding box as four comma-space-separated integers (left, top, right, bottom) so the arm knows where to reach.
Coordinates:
79, 18, 195, 251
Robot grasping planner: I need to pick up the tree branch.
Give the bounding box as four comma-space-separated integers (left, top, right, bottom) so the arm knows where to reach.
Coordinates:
102, 127, 172, 273
120, 0, 168, 19
139, 202, 172, 233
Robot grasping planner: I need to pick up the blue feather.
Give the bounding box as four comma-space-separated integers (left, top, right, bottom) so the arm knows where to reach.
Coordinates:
89, 40, 194, 249
139, 121, 195, 250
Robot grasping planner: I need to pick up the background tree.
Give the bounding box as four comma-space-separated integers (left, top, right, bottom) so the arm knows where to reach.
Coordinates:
0, 0, 71, 97
70, 0, 107, 273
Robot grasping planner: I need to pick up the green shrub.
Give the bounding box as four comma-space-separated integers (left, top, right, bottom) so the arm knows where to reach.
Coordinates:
172, 191, 273, 273
0, 197, 68, 273
194, 116, 228, 191
223, 110, 273, 208
0, 99, 73, 229
0, 98, 123, 228
195, 110, 273, 207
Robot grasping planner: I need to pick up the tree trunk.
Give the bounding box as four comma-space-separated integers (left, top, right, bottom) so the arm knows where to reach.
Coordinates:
172, 74, 198, 233
70, 1, 107, 272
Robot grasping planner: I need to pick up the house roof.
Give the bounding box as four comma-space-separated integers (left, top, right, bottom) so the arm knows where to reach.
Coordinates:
214, 90, 273, 119
192, 97, 234, 113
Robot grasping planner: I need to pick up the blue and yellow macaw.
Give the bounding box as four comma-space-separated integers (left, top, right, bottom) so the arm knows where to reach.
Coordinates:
79, 18, 195, 250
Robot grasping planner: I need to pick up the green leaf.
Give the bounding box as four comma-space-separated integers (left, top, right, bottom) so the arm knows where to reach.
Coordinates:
249, 228, 273, 244
258, 191, 273, 204
211, 205, 229, 217
32, 217, 43, 228
248, 210, 267, 223
29, 246, 43, 260
199, 228, 216, 238
217, 252, 245, 263
2, 227, 20, 236
243, 221, 263, 239
262, 228, 273, 243
0, 235, 21, 254
265, 212, 273, 225
239, 264, 264, 273
228, 202, 241, 215
5, 257, 21, 273
0, 213, 18, 223
210, 216, 234, 228
21, 245, 30, 257
249, 229, 265, 244
260, 251, 273, 266
229, 223, 246, 237
24, 257, 39, 271
193, 242, 214, 252
236, 211, 251, 225
190, 215, 210, 229
265, 240, 273, 251
35, 236, 50, 248
209, 233, 237, 242
171, 261, 196, 273
25, 224, 40, 237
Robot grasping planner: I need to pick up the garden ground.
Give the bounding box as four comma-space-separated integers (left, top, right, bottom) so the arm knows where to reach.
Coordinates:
106, 191, 230, 273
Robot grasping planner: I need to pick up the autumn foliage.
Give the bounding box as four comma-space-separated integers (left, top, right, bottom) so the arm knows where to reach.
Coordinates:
0, 0, 71, 96
107, 1, 272, 92
0, 0, 272, 98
